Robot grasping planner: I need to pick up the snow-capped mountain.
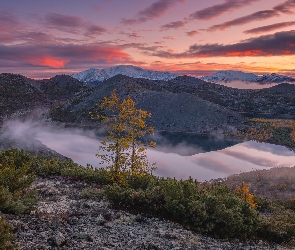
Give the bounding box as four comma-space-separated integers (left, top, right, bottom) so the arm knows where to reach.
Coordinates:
257, 73, 295, 84
202, 70, 258, 83
71, 65, 179, 83
201, 70, 295, 84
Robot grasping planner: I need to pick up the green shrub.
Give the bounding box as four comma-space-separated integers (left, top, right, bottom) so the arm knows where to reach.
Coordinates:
0, 148, 32, 170
30, 157, 112, 185
0, 149, 37, 214
104, 177, 260, 239
0, 216, 15, 250
79, 188, 104, 200
259, 205, 295, 244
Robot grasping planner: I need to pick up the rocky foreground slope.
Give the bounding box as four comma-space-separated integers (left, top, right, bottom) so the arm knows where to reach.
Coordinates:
5, 176, 288, 250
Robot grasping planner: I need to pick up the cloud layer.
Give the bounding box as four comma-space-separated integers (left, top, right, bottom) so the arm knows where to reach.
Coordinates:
189, 0, 259, 20
121, 0, 184, 25
151, 30, 295, 58
206, 0, 295, 31
244, 21, 295, 34
0, 44, 133, 69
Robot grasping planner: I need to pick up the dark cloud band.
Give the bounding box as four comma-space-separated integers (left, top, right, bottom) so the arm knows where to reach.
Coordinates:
151, 30, 295, 58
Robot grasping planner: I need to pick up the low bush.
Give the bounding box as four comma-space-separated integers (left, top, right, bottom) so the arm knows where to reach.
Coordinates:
30, 157, 112, 185
0, 149, 37, 214
78, 188, 104, 200
0, 216, 15, 250
258, 202, 295, 244
0, 149, 38, 249
104, 177, 261, 239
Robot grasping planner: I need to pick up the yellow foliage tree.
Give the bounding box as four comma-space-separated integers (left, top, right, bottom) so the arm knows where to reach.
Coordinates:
235, 182, 257, 209
90, 90, 156, 183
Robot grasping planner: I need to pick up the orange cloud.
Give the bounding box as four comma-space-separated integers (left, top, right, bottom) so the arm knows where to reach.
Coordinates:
95, 48, 131, 62
36, 57, 68, 68
225, 50, 265, 57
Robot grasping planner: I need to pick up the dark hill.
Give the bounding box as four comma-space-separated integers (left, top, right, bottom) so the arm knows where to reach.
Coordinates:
0, 73, 92, 122
0, 73, 45, 121
267, 83, 295, 92
36, 75, 91, 101
57, 75, 244, 133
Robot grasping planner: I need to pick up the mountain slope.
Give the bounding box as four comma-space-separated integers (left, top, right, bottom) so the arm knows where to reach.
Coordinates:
36, 75, 91, 101
0, 73, 92, 122
257, 73, 295, 84
0, 73, 45, 121
71, 65, 179, 83
58, 75, 244, 133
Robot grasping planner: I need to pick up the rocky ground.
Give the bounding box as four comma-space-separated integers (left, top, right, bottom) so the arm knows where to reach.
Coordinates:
4, 177, 289, 250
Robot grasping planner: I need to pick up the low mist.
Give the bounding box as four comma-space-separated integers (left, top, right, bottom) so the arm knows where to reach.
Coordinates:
216, 80, 277, 89
1, 120, 295, 182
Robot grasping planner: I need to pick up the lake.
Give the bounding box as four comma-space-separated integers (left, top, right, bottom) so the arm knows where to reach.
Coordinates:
3, 120, 295, 182
32, 125, 295, 182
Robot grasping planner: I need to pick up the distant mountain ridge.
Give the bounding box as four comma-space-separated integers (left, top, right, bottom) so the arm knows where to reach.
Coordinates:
71, 65, 179, 83
3, 72, 295, 134
201, 70, 295, 84
71, 66, 295, 85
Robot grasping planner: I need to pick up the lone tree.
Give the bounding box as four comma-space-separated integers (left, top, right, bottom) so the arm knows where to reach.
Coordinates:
90, 90, 156, 183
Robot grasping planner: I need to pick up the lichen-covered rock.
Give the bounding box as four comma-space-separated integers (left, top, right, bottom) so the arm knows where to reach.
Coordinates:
4, 177, 289, 249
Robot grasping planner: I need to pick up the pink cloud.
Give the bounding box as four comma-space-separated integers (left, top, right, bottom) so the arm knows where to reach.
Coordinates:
244, 21, 295, 34
207, 10, 279, 32
45, 12, 83, 29
160, 20, 187, 30
0, 44, 133, 69
205, 0, 295, 32
121, 0, 185, 25
0, 11, 22, 32
274, 0, 295, 14
186, 30, 199, 37
35, 57, 68, 68
44, 12, 107, 36
189, 0, 260, 20
150, 30, 295, 58
163, 36, 175, 40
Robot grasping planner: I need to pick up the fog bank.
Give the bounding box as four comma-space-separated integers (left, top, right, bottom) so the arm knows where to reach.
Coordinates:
2, 120, 295, 181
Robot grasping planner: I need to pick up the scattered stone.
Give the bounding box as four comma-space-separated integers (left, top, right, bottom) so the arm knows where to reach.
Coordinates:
4, 177, 290, 250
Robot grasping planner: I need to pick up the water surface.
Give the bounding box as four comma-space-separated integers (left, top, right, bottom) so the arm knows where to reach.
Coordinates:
34, 128, 295, 181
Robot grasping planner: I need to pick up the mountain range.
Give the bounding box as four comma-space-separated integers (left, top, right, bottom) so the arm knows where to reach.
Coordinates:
71, 65, 295, 85
2, 71, 295, 135
70, 65, 179, 84
201, 70, 295, 84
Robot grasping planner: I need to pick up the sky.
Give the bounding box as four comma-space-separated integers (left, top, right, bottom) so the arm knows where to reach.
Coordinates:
1, 0, 295, 79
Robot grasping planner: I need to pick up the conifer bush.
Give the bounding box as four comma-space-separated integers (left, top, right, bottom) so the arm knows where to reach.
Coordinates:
0, 149, 37, 214
0, 216, 15, 250
104, 177, 261, 239
259, 205, 295, 244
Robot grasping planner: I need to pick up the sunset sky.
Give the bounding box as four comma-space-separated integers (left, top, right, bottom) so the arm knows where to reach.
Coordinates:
1, 0, 295, 79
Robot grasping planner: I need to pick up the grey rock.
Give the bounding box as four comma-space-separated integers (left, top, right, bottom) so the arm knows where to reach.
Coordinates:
53, 231, 67, 247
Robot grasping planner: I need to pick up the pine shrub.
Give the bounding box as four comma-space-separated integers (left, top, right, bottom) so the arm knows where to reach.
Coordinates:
0, 149, 37, 214
104, 177, 261, 239
0, 216, 15, 250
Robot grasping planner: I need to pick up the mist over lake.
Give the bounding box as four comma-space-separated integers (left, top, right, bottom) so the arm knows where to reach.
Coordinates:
3, 120, 295, 182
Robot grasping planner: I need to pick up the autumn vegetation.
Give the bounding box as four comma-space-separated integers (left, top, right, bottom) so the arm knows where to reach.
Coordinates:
235, 118, 295, 148
90, 90, 156, 184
